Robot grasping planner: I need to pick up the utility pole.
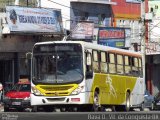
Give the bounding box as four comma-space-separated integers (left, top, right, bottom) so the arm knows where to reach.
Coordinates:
141, 0, 146, 91
37, 0, 41, 7
15, 0, 19, 5
141, 0, 150, 92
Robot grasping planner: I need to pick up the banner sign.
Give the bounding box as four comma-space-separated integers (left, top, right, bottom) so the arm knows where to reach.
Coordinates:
146, 42, 160, 55
71, 21, 94, 40
6, 6, 63, 33
98, 27, 125, 48
125, 28, 131, 48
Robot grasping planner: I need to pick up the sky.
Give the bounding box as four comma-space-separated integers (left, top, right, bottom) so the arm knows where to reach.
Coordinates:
41, 0, 71, 29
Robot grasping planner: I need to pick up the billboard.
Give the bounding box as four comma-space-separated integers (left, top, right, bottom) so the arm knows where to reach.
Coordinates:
98, 27, 125, 48
71, 21, 94, 40
6, 6, 63, 34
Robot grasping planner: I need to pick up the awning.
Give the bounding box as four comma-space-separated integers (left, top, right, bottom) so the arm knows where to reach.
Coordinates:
71, 0, 117, 5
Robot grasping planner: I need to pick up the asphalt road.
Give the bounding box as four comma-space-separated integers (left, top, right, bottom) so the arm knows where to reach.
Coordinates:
0, 104, 160, 120
0, 111, 160, 120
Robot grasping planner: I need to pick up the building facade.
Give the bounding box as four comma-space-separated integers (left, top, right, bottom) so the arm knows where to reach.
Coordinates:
0, 0, 37, 91
0, 0, 64, 91
69, 0, 142, 50
146, 0, 160, 96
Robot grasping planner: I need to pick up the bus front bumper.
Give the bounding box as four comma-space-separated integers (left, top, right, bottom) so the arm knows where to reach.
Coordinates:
31, 92, 89, 106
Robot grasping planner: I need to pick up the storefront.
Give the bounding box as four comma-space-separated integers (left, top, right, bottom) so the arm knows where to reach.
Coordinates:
0, 5, 64, 91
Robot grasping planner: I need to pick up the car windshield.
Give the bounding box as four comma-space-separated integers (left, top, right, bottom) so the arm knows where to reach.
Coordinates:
145, 90, 150, 95
12, 84, 31, 92
32, 43, 83, 84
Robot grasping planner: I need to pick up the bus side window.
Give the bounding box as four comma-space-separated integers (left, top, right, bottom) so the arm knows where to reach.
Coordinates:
100, 51, 107, 73
132, 57, 139, 76
138, 58, 143, 77
93, 50, 100, 73
108, 53, 116, 74
124, 56, 131, 75
117, 54, 124, 74
85, 51, 93, 78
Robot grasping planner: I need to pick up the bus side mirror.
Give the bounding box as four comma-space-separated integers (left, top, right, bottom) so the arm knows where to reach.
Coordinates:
25, 52, 32, 65
25, 52, 32, 80
86, 53, 91, 66
26, 52, 32, 59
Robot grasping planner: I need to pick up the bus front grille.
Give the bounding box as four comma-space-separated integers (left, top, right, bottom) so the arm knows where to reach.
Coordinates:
40, 86, 73, 91
46, 98, 65, 102
36, 84, 78, 96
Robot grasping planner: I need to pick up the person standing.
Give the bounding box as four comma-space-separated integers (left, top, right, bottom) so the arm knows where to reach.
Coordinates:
0, 82, 3, 103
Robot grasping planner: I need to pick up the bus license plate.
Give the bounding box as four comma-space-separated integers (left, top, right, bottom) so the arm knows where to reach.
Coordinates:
12, 102, 21, 105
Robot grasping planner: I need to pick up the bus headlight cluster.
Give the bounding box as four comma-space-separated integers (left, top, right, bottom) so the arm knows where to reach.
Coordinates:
31, 86, 43, 96
71, 85, 84, 95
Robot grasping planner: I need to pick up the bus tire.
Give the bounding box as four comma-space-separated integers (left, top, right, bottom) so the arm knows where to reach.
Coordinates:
125, 92, 130, 112
92, 91, 100, 112
32, 106, 38, 112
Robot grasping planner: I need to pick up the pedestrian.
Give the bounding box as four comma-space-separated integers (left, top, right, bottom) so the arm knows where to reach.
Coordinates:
0, 82, 3, 104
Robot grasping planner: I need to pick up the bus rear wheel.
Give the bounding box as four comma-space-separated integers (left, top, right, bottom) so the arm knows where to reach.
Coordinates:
125, 92, 130, 112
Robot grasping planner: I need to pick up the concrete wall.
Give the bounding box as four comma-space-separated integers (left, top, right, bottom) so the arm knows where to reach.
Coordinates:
0, 35, 36, 52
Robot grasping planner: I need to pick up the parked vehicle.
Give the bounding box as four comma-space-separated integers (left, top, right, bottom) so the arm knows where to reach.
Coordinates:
141, 90, 155, 111
3, 79, 31, 112
153, 92, 160, 110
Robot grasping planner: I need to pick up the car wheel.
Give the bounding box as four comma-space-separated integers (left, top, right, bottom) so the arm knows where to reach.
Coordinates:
4, 106, 9, 112
150, 102, 154, 110
32, 106, 38, 112
140, 102, 145, 111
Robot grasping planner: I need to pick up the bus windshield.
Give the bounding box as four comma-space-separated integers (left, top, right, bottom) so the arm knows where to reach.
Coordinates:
32, 43, 83, 84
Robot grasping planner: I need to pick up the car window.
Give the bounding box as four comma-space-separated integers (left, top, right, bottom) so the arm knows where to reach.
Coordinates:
19, 84, 31, 91
11, 84, 30, 91
145, 90, 150, 95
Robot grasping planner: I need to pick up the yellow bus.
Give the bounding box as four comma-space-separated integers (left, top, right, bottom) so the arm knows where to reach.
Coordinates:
29, 41, 145, 112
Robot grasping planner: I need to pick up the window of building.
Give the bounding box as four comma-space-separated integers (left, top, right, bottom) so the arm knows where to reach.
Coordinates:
19, 0, 37, 7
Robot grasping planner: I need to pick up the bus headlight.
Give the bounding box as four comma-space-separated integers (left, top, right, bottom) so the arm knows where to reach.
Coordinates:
31, 86, 43, 96
71, 86, 84, 95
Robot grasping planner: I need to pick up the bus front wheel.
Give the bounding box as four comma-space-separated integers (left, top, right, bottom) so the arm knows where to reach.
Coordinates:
92, 91, 101, 112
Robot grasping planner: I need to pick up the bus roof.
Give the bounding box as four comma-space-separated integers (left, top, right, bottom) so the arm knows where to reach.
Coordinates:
34, 41, 142, 57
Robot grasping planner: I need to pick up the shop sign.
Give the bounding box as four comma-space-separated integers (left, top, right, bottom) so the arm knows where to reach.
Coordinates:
71, 21, 94, 40
146, 42, 160, 55
6, 6, 63, 34
98, 27, 125, 48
